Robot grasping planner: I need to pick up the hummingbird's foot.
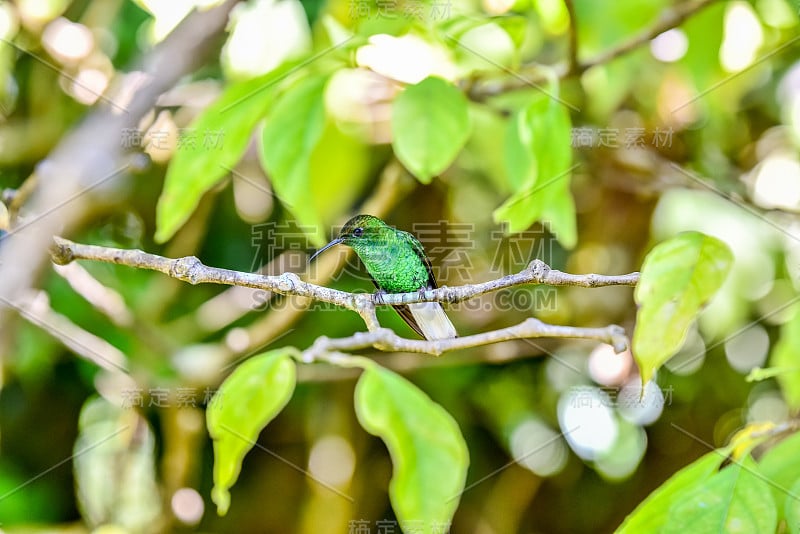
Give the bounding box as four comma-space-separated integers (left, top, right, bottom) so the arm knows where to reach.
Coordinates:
417, 287, 429, 301
373, 289, 388, 305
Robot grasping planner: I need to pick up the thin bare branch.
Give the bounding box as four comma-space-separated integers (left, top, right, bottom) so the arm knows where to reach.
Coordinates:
467, 0, 718, 100
577, 0, 718, 73
52, 263, 134, 327
0, 0, 240, 350
210, 158, 410, 362
1, 291, 129, 375
51, 238, 639, 310
563, 0, 580, 75
51, 237, 360, 308
51, 237, 635, 357
302, 320, 628, 362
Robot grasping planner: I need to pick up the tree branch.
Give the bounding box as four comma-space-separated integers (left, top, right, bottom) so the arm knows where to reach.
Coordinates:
196, 157, 413, 358
0, 0, 240, 348
51, 237, 637, 355
52, 262, 134, 327
302, 320, 628, 361
52, 237, 639, 308
576, 0, 718, 73
467, 0, 718, 100
0, 291, 129, 375
563, 0, 580, 76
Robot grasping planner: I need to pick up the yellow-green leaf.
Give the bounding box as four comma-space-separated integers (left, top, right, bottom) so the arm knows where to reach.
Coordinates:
662, 456, 777, 534
616, 451, 725, 533
633, 232, 733, 384
785, 478, 800, 534
493, 92, 576, 248
307, 120, 372, 234
155, 67, 292, 243
354, 365, 469, 533
259, 75, 329, 246
770, 304, 800, 410
207, 349, 296, 515
758, 431, 800, 520
391, 76, 471, 184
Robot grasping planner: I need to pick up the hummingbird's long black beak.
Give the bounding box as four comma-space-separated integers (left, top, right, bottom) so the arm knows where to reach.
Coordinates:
308, 238, 343, 263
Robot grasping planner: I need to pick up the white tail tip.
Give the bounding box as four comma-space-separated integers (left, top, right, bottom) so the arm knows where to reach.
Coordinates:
408, 302, 457, 341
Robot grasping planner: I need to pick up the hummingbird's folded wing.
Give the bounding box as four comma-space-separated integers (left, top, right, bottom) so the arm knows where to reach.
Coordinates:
393, 304, 427, 338
398, 230, 438, 290
390, 230, 457, 340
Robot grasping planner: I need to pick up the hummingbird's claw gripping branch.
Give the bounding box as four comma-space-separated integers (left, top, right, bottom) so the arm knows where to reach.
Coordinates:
371, 289, 387, 306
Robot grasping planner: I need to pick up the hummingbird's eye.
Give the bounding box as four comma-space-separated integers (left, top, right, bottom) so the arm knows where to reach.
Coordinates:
352, 227, 364, 237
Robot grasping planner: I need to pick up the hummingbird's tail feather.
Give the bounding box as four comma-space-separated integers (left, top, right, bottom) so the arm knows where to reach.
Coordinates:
407, 302, 457, 341
392, 305, 426, 339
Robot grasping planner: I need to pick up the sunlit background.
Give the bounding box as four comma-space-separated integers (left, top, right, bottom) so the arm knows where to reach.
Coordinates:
0, 0, 799, 532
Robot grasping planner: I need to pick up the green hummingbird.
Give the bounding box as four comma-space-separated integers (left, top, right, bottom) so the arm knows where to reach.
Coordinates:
309, 214, 457, 340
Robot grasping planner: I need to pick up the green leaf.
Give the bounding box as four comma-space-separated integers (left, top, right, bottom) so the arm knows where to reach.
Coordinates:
680, 1, 726, 98
758, 431, 800, 520
354, 364, 469, 533
661, 456, 777, 534
616, 451, 724, 533
391, 76, 471, 183
493, 16, 528, 49
74, 397, 161, 530
493, 92, 576, 248
308, 120, 372, 231
633, 232, 733, 384
260, 75, 329, 246
207, 349, 297, 515
770, 305, 800, 410
155, 68, 287, 243
745, 366, 798, 382
438, 15, 526, 47
572, 0, 667, 59
785, 478, 800, 534
462, 104, 511, 192
503, 102, 539, 191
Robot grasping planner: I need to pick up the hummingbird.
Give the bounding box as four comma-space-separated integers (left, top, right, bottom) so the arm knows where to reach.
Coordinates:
309, 214, 457, 341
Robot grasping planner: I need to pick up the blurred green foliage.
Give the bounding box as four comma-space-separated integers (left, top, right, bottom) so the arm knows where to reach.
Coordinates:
1, 0, 800, 532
